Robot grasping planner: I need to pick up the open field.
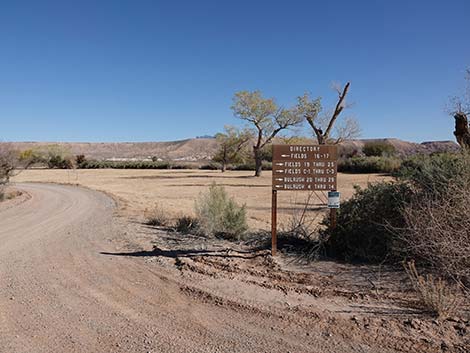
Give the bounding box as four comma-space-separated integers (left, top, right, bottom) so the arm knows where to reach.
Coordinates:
12, 169, 389, 229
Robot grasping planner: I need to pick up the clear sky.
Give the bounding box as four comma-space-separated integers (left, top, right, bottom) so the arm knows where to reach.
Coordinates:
1, 0, 469, 142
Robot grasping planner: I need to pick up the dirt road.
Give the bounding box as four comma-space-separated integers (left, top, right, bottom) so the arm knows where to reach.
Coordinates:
0, 183, 383, 353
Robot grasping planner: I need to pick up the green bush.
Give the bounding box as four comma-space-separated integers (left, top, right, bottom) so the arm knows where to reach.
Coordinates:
78, 160, 172, 169
363, 141, 396, 157
41, 145, 73, 169
199, 163, 220, 170
396, 153, 464, 195
324, 182, 412, 262
338, 156, 402, 174
195, 183, 248, 240
47, 155, 73, 169
338, 144, 360, 159
170, 164, 194, 170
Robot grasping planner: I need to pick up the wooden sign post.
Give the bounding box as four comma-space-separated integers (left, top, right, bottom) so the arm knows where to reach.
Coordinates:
271, 144, 338, 256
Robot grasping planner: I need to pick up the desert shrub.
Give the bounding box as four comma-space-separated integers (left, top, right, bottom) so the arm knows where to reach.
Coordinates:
169, 164, 193, 170
324, 181, 412, 262
396, 152, 464, 195
195, 183, 248, 240
144, 204, 169, 227
326, 151, 470, 285
399, 153, 470, 285
0, 144, 18, 187
18, 149, 43, 167
75, 154, 86, 167
338, 144, 360, 159
402, 188, 470, 285
363, 141, 396, 157
338, 156, 402, 174
174, 215, 199, 234
47, 155, 73, 169
78, 160, 172, 169
199, 163, 220, 170
40, 145, 74, 169
404, 261, 463, 318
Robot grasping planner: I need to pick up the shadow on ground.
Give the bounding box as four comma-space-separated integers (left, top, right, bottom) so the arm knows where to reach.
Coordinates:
101, 247, 266, 260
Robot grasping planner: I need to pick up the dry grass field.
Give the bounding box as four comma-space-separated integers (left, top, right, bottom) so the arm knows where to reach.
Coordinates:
13, 169, 389, 229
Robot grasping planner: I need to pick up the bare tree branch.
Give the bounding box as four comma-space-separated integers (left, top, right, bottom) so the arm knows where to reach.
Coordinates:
298, 82, 358, 144
324, 82, 350, 140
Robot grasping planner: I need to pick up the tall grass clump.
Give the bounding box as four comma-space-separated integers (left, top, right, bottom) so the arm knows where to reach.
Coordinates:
195, 183, 248, 240
144, 203, 169, 227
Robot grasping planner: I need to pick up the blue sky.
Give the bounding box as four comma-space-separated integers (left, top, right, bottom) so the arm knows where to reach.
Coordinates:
1, 0, 469, 142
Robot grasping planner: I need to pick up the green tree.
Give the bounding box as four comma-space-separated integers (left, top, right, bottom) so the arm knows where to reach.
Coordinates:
43, 145, 73, 169
231, 91, 303, 176
213, 126, 252, 172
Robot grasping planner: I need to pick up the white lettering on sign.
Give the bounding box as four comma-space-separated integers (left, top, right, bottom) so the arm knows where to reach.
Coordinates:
285, 162, 301, 167
296, 153, 307, 158
284, 177, 306, 183
272, 145, 338, 191
289, 146, 321, 152
284, 184, 306, 190
285, 169, 302, 174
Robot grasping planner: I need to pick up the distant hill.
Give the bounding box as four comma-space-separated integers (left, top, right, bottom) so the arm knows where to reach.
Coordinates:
340, 138, 460, 156
3, 138, 460, 161
6, 138, 219, 162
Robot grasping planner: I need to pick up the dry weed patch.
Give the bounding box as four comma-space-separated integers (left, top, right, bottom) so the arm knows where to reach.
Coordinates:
405, 261, 463, 319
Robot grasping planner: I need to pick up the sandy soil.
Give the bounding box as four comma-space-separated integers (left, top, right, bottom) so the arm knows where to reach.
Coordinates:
12, 169, 388, 229
0, 183, 390, 353
1, 183, 468, 352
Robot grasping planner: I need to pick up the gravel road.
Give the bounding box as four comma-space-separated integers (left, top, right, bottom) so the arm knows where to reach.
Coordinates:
0, 183, 395, 353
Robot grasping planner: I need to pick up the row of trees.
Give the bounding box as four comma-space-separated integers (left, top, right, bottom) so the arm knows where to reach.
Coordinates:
217, 68, 470, 177
216, 82, 359, 176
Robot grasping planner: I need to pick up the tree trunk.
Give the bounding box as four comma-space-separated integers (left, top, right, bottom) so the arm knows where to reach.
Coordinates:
454, 112, 470, 149
221, 162, 226, 172
254, 147, 262, 177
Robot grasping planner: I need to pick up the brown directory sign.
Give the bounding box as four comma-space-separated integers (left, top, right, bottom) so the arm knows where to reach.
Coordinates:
272, 145, 338, 191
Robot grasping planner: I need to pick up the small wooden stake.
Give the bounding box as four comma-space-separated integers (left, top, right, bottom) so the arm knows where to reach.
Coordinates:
271, 189, 277, 256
